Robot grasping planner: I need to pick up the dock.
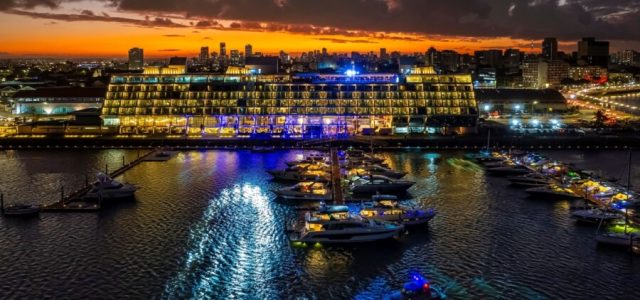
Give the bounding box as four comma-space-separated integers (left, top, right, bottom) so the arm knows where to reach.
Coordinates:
41, 149, 160, 212
330, 148, 344, 205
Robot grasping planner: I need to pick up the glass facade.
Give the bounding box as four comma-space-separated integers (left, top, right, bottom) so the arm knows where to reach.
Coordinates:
102, 67, 478, 137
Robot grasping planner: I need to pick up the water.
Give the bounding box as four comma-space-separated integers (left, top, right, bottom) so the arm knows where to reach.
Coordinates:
1, 149, 640, 299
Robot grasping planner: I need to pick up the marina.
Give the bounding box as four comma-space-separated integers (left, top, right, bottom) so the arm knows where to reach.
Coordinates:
1, 149, 640, 299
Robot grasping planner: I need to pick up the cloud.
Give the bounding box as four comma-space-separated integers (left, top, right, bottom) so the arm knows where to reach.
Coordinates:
317, 38, 377, 44
4, 8, 188, 28
163, 34, 185, 37
158, 48, 180, 52
2, 0, 640, 42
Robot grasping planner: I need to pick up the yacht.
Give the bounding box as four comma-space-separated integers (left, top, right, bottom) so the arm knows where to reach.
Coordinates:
251, 146, 276, 153
571, 209, 622, 224
349, 165, 407, 179
485, 164, 531, 176
289, 209, 404, 244
360, 195, 436, 226
267, 169, 330, 182
84, 173, 138, 200
285, 153, 327, 167
350, 175, 415, 195
384, 273, 446, 300
525, 184, 582, 200
596, 233, 639, 247
272, 181, 332, 201
507, 173, 553, 187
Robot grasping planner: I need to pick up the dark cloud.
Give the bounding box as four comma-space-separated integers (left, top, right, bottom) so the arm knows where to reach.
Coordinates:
158, 48, 180, 51
1, 0, 640, 42
162, 34, 184, 37
317, 38, 377, 44
5, 9, 187, 28
111, 0, 640, 40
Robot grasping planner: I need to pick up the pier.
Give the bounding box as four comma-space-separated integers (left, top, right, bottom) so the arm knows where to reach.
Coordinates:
41, 149, 160, 212
330, 148, 344, 205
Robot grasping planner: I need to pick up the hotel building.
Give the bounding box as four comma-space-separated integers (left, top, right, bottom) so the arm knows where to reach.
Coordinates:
102, 66, 478, 137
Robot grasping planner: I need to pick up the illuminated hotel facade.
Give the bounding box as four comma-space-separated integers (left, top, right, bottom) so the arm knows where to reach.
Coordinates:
102, 67, 478, 137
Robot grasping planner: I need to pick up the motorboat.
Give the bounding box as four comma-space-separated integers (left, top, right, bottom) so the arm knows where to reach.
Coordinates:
525, 184, 583, 200
267, 169, 330, 182
384, 273, 446, 300
507, 173, 553, 187
596, 232, 639, 247
349, 175, 415, 195
360, 195, 436, 226
571, 209, 622, 224
272, 181, 332, 201
349, 165, 407, 179
84, 173, 138, 200
285, 153, 327, 167
485, 164, 531, 176
288, 209, 404, 244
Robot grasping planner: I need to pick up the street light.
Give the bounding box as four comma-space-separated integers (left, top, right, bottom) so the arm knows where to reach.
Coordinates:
531, 101, 539, 115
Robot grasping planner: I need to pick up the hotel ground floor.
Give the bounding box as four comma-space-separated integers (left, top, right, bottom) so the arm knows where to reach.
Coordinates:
103, 115, 477, 137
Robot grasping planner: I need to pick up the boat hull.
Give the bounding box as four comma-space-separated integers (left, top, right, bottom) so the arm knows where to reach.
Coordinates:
293, 228, 402, 244
351, 183, 414, 195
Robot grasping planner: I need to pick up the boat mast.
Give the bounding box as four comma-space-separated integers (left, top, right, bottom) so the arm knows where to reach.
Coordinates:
624, 149, 631, 235
0, 192, 4, 213
486, 129, 491, 151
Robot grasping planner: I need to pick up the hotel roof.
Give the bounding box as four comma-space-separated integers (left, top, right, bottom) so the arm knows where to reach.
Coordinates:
13, 87, 106, 98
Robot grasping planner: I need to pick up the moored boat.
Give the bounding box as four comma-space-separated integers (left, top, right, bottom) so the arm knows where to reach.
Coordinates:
360, 195, 436, 226
84, 173, 138, 200
349, 175, 415, 195
384, 273, 446, 300
525, 184, 583, 200
273, 181, 332, 201
571, 209, 622, 224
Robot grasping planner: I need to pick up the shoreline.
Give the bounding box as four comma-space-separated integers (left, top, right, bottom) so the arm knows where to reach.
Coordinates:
0, 135, 638, 150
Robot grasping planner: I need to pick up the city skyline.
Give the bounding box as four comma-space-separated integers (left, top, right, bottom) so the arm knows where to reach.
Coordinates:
2, 0, 640, 57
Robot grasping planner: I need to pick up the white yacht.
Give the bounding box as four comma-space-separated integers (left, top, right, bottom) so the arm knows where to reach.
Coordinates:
272, 181, 332, 201
349, 165, 407, 179
267, 169, 330, 182
360, 195, 436, 226
525, 184, 582, 200
507, 173, 553, 187
349, 175, 415, 195
285, 153, 328, 167
289, 207, 404, 244
596, 233, 639, 247
84, 173, 138, 200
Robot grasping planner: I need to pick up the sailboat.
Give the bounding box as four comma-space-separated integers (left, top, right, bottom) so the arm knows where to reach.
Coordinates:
595, 150, 639, 247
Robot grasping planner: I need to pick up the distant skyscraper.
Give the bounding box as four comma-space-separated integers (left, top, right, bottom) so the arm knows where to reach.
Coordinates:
220, 42, 227, 56
474, 50, 503, 68
245, 44, 253, 58
199, 46, 209, 62
230, 50, 241, 66
542, 38, 558, 60
380, 48, 388, 60
578, 37, 610, 67
128, 47, 144, 70
322, 48, 328, 57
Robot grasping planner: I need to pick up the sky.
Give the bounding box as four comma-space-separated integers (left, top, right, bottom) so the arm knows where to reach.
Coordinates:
1, 0, 640, 58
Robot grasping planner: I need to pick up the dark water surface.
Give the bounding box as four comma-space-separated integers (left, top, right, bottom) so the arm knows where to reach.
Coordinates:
1, 149, 639, 299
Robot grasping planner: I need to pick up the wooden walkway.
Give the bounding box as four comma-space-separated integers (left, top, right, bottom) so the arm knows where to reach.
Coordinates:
42, 149, 158, 212
330, 148, 344, 205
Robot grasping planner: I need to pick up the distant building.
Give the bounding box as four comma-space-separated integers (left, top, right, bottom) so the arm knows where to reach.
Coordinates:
542, 38, 558, 60
380, 48, 388, 60
219, 42, 227, 57
245, 44, 253, 58
476, 89, 568, 114
199, 46, 209, 63
128, 48, 144, 70
503, 48, 522, 74
568, 66, 608, 83
522, 60, 569, 88
142, 57, 187, 75
230, 50, 241, 66
12, 87, 105, 115
245, 57, 280, 74
474, 50, 503, 68
474, 68, 497, 89
438, 50, 460, 73
577, 37, 609, 67
611, 50, 639, 66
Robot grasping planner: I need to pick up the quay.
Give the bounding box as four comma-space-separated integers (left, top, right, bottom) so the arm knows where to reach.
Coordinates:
41, 149, 160, 212
329, 148, 344, 205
